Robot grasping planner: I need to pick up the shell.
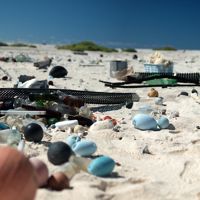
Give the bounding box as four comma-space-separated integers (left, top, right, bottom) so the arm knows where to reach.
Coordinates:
72, 140, 97, 156
132, 114, 159, 130
66, 135, 81, 148
148, 88, 159, 97
157, 116, 170, 129
29, 158, 49, 187
87, 156, 115, 177
0, 147, 37, 200
47, 172, 70, 191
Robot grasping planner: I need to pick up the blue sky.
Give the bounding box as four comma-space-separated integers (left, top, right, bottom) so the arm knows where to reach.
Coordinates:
0, 0, 200, 49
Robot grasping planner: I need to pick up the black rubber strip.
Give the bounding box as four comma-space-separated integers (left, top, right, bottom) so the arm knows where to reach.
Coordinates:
0, 88, 139, 104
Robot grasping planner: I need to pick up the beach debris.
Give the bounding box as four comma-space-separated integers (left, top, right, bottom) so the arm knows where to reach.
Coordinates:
24, 123, 44, 142
79, 105, 93, 119
47, 117, 59, 126
47, 141, 72, 165
149, 52, 173, 66
190, 89, 200, 103
66, 135, 81, 148
73, 125, 88, 134
132, 114, 158, 131
0, 126, 21, 147
0, 57, 10, 62
110, 60, 128, 77
66, 135, 97, 157
133, 104, 154, 115
57, 156, 91, 179
144, 52, 173, 73
34, 57, 52, 69
133, 54, 138, 59
157, 116, 170, 129
29, 157, 49, 187
178, 91, 189, 96
49, 66, 68, 78
1, 76, 8, 81
72, 140, 97, 157
142, 145, 152, 154
87, 156, 115, 177
68, 115, 93, 127
169, 130, 180, 134
161, 109, 167, 115
47, 172, 70, 191
89, 119, 114, 131
110, 60, 134, 80
17, 139, 25, 152
17, 78, 49, 89
170, 111, 179, 118
55, 120, 79, 130
148, 88, 159, 97
58, 91, 85, 108
14, 54, 32, 62
0, 122, 9, 130
73, 51, 88, 55
113, 125, 121, 132
0, 147, 37, 200
17, 78, 37, 88
191, 88, 198, 95
18, 75, 35, 83
102, 115, 117, 126
155, 97, 164, 105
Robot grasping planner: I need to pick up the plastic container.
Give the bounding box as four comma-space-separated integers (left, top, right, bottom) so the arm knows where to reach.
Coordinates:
132, 104, 154, 117
0, 110, 46, 116
110, 60, 128, 78
0, 126, 21, 147
55, 120, 78, 130
144, 63, 173, 73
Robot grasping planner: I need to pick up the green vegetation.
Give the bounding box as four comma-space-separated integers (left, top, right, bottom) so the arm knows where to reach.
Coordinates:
10, 43, 37, 48
57, 41, 118, 52
0, 41, 36, 48
153, 46, 177, 51
0, 42, 8, 46
122, 48, 137, 53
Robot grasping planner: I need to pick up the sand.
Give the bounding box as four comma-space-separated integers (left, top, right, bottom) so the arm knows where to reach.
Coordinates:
1, 46, 200, 200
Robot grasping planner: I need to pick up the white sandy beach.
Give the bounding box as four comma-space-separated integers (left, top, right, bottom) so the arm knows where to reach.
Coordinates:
1, 45, 200, 200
